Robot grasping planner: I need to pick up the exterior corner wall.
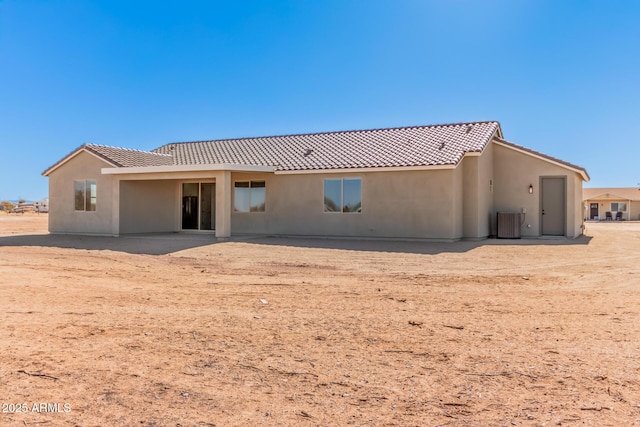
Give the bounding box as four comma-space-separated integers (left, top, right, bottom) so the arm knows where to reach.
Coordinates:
461, 143, 495, 239
452, 163, 464, 239
569, 173, 584, 237
462, 156, 479, 238
47, 151, 115, 235
477, 142, 495, 238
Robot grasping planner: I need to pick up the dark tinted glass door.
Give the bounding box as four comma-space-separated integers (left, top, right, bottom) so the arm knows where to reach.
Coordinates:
182, 183, 199, 230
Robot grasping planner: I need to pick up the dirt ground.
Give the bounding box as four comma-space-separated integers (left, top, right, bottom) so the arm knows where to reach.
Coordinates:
0, 213, 639, 427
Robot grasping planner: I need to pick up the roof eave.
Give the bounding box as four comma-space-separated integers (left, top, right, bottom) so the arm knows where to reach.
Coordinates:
494, 139, 590, 182
101, 164, 277, 175
583, 192, 640, 201
42, 145, 120, 177
274, 164, 457, 175
449, 126, 502, 165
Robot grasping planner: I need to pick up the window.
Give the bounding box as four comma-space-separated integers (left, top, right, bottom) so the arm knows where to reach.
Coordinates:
324, 178, 362, 213
611, 202, 627, 212
234, 180, 265, 212
74, 180, 96, 211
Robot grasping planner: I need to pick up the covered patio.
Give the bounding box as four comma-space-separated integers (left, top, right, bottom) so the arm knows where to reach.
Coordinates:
103, 164, 275, 239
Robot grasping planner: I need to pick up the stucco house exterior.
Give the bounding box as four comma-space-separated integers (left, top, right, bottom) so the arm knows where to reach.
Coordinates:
583, 188, 640, 221
42, 121, 589, 241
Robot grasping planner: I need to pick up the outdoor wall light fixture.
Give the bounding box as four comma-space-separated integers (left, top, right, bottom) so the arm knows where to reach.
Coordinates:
529, 184, 534, 194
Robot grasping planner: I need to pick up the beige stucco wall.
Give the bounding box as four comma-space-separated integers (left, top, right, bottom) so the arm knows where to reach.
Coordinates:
477, 142, 495, 238
493, 143, 584, 238
462, 155, 479, 238
461, 142, 494, 239
451, 162, 464, 239
119, 180, 179, 233
632, 201, 640, 221
47, 151, 115, 235
569, 173, 583, 237
46, 141, 586, 239
230, 169, 460, 240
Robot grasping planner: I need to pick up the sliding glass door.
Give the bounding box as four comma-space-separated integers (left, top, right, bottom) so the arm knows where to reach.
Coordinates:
181, 183, 215, 231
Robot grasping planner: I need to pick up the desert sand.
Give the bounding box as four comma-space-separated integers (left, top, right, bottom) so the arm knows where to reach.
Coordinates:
1, 213, 639, 426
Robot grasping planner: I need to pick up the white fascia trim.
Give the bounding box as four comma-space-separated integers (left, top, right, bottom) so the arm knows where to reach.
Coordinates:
494, 140, 589, 181
274, 164, 457, 175
102, 164, 277, 175
43, 148, 118, 176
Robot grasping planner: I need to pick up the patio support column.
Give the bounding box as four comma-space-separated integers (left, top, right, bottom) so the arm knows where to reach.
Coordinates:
215, 171, 231, 239
174, 181, 181, 232
111, 177, 120, 236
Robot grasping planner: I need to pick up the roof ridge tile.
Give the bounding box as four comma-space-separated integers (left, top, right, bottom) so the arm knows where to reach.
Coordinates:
158, 120, 500, 146
86, 143, 172, 157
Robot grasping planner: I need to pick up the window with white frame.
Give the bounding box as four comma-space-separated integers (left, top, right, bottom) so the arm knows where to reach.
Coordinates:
611, 202, 627, 212
74, 180, 97, 211
234, 180, 266, 212
324, 178, 362, 213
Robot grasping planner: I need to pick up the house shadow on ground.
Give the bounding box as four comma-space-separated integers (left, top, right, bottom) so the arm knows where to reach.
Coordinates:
0, 233, 220, 255
0, 232, 593, 256
245, 234, 593, 256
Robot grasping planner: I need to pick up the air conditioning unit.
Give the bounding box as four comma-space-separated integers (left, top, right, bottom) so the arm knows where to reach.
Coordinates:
497, 212, 522, 239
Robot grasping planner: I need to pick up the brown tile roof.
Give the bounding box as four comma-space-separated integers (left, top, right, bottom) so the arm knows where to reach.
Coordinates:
42, 144, 174, 175
152, 121, 502, 171
583, 187, 640, 201
83, 144, 173, 167
495, 138, 590, 181
45, 121, 589, 181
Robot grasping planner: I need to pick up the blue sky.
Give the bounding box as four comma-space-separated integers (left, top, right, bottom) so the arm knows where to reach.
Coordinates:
1, 0, 639, 200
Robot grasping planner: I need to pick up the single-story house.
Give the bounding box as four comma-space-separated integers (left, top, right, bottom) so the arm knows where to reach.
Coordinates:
583, 188, 640, 221
42, 121, 589, 241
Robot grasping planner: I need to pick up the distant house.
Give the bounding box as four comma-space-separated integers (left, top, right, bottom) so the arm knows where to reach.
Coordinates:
42, 121, 589, 240
583, 188, 640, 221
